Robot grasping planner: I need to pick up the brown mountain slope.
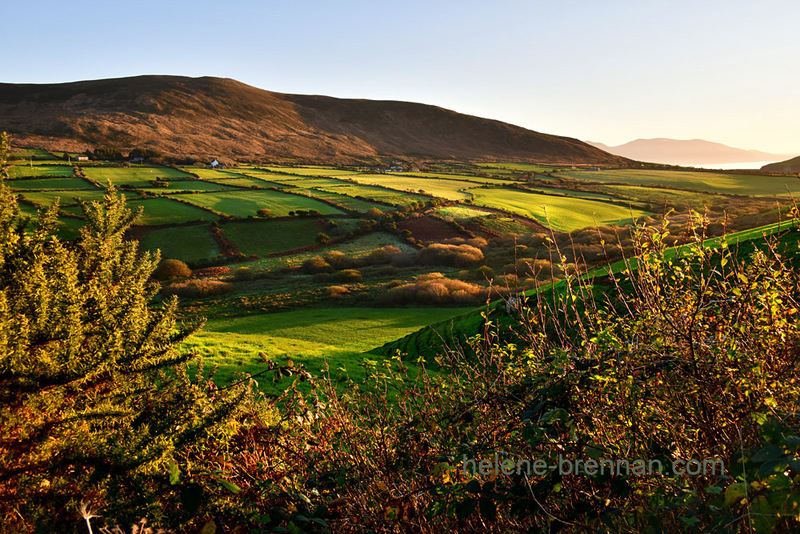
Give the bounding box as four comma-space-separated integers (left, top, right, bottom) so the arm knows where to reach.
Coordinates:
0, 75, 627, 165
761, 156, 800, 174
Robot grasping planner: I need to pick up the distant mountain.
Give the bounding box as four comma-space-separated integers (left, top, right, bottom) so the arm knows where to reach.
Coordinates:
0, 75, 627, 165
586, 138, 793, 166
761, 156, 800, 174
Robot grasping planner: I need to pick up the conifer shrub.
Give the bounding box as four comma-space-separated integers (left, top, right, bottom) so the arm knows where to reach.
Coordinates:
0, 186, 249, 532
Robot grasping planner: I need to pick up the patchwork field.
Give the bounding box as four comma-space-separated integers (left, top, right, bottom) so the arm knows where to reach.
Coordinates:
468, 187, 651, 231
344, 173, 477, 200
559, 168, 800, 196
127, 197, 219, 225
8, 164, 74, 179
220, 218, 332, 256
169, 189, 344, 217
8, 176, 97, 190
7, 156, 795, 392
83, 165, 194, 188
139, 224, 220, 262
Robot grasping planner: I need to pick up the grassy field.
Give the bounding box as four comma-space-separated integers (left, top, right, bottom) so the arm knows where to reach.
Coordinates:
8, 164, 74, 179
398, 172, 517, 186
598, 184, 724, 207
170, 190, 344, 217
468, 188, 651, 231
220, 219, 331, 255
19, 189, 127, 207
7, 177, 98, 190
180, 307, 468, 387
257, 166, 359, 177
84, 166, 194, 187
559, 169, 800, 196
475, 162, 564, 174
344, 173, 476, 200
127, 197, 219, 225
313, 183, 427, 207
248, 232, 416, 271
294, 188, 389, 212
139, 224, 219, 262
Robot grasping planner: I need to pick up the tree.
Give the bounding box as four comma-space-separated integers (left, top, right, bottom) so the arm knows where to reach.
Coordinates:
316, 232, 330, 245
0, 186, 245, 531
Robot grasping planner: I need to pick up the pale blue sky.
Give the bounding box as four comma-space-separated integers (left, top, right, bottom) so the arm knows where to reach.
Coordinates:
3, 0, 798, 153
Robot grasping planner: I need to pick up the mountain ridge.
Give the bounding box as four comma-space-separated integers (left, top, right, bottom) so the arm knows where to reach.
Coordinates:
587, 138, 793, 166
0, 75, 627, 165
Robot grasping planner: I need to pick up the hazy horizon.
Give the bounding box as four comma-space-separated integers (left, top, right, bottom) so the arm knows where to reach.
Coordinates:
2, 0, 797, 154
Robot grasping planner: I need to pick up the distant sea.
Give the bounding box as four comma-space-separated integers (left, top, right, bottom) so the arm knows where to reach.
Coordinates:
691, 161, 779, 170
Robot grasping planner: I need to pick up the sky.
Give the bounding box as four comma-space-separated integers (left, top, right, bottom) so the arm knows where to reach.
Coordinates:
2, 0, 798, 154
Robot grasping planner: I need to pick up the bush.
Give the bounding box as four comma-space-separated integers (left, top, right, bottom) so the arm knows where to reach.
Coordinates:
316, 232, 330, 244
327, 285, 350, 297
257, 208, 273, 218
302, 256, 333, 274
232, 266, 256, 281
417, 243, 484, 267
161, 279, 235, 298
330, 269, 363, 283
153, 258, 192, 280
475, 264, 495, 280
365, 245, 401, 265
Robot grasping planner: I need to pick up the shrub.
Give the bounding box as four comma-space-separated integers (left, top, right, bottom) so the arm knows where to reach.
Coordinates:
327, 285, 350, 297
0, 187, 247, 532
153, 258, 192, 280
161, 279, 235, 298
417, 243, 484, 266
257, 208, 273, 218
475, 264, 495, 280
330, 269, 363, 283
302, 256, 333, 274
232, 266, 256, 281
365, 245, 401, 265
316, 232, 330, 244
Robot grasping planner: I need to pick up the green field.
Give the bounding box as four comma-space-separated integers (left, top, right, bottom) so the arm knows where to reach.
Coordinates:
20, 189, 128, 207
220, 219, 332, 255
138, 224, 219, 263
398, 172, 516, 186
468, 188, 651, 231
294, 188, 390, 212
560, 169, 800, 196
248, 232, 416, 271
312, 183, 427, 207
170, 190, 343, 217
8, 164, 74, 179
7, 177, 98, 190
476, 162, 564, 174
84, 166, 194, 188
180, 307, 468, 386
344, 173, 476, 200
258, 166, 359, 177
127, 197, 219, 225
598, 184, 723, 207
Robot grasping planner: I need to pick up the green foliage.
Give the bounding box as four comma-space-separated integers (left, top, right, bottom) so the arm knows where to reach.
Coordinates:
91, 146, 124, 161
0, 132, 9, 174
0, 186, 246, 532
316, 232, 330, 245
214, 214, 800, 532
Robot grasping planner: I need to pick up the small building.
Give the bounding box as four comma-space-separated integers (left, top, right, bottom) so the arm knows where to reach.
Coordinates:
76, 155, 89, 161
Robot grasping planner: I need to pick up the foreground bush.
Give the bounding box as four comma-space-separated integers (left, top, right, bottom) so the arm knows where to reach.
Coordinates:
218, 215, 800, 533
0, 187, 248, 532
